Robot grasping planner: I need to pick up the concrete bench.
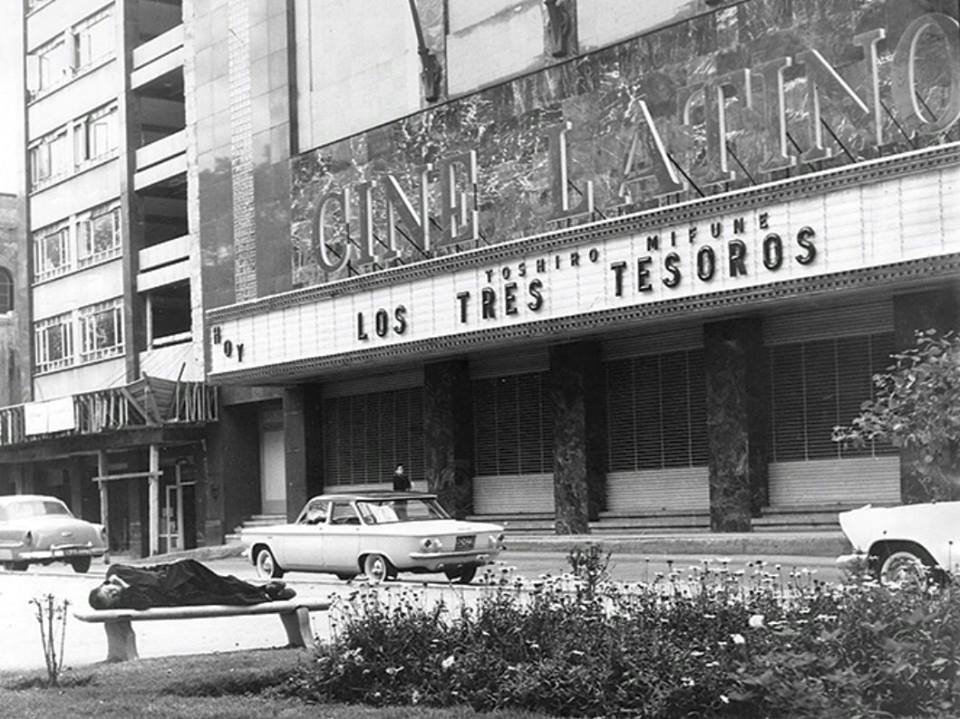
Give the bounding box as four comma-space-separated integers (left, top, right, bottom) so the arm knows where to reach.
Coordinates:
74, 599, 331, 662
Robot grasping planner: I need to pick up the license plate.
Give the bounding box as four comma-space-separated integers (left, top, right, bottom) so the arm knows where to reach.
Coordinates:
455, 535, 475, 551
54, 548, 85, 556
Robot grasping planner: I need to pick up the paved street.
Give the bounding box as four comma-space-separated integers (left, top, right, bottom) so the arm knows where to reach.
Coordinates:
0, 549, 843, 673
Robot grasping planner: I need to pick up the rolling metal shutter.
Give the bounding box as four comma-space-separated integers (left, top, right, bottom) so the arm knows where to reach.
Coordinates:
471, 370, 552, 514
766, 301, 900, 507
602, 330, 709, 513
473, 474, 554, 515
322, 386, 425, 487
606, 468, 709, 512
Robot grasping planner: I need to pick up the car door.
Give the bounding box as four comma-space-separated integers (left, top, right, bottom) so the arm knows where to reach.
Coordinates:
279, 499, 329, 570
322, 500, 362, 574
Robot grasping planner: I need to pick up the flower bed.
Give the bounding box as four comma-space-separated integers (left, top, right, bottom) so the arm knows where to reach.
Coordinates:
279, 554, 959, 718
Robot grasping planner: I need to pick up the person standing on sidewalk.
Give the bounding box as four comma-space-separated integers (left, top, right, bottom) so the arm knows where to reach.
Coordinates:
392, 464, 411, 492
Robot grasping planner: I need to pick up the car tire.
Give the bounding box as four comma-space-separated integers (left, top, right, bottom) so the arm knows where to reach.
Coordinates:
876, 546, 930, 586
9, 561, 28, 572
70, 556, 92, 574
444, 565, 477, 584
363, 554, 392, 584
255, 547, 284, 579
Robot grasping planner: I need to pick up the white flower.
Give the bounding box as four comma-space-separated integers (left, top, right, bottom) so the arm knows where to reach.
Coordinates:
730, 633, 746, 645
441, 655, 456, 671
748, 614, 765, 629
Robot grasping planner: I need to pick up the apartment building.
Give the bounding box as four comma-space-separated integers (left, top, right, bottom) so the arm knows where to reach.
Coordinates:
0, 0, 217, 558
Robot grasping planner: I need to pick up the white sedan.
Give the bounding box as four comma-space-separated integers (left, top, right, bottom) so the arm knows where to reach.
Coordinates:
241, 492, 506, 584
0, 494, 107, 573
837, 501, 960, 584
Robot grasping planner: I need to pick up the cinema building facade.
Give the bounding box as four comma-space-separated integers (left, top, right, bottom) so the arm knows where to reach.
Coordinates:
204, 0, 959, 535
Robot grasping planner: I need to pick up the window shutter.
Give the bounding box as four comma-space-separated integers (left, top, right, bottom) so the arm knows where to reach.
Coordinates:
473, 378, 497, 475
605, 359, 635, 472
495, 377, 519, 473
688, 350, 708, 465
661, 351, 691, 468
634, 355, 661, 469
472, 372, 549, 476
769, 343, 806, 462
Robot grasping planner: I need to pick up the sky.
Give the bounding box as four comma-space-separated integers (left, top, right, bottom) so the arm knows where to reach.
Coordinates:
0, 4, 21, 195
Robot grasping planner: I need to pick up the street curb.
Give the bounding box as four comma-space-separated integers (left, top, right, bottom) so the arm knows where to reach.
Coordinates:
121, 542, 246, 565
502, 532, 851, 558
110, 532, 849, 566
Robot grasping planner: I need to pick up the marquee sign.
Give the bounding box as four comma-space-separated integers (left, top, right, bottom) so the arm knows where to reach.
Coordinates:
208, 153, 960, 377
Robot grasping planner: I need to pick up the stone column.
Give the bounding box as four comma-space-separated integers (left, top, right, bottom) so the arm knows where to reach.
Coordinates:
548, 341, 606, 535
423, 360, 474, 518
893, 286, 960, 502
703, 318, 769, 532
284, 385, 324, 521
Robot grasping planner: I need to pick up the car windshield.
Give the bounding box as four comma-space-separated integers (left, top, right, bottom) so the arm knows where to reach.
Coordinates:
0, 499, 73, 522
356, 497, 450, 524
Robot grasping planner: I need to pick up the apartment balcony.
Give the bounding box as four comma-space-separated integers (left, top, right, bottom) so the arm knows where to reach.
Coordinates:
0, 376, 218, 449
134, 130, 186, 190
138, 233, 190, 291
131, 24, 185, 91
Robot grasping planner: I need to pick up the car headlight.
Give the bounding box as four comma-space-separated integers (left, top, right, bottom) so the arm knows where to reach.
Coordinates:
420, 537, 442, 552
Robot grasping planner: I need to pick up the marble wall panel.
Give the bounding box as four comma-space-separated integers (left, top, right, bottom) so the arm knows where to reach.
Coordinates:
423, 359, 474, 518
289, 0, 959, 292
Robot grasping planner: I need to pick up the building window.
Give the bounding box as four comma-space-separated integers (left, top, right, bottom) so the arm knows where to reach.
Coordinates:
322, 388, 425, 485
77, 202, 121, 267
147, 280, 191, 346
34, 312, 74, 373
605, 350, 708, 471
28, 129, 68, 190
78, 298, 124, 362
473, 372, 551, 476
73, 7, 113, 70
0, 267, 13, 313
74, 105, 118, 166
768, 333, 897, 462
33, 36, 68, 93
32, 222, 71, 281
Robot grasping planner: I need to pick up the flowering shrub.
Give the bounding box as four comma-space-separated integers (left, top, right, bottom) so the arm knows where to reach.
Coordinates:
281, 558, 960, 718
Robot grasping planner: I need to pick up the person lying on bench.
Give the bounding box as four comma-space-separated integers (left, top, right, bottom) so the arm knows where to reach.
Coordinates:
88, 558, 296, 610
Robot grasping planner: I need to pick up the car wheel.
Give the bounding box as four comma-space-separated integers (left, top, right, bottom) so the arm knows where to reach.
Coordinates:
9, 561, 28, 572
255, 547, 284, 579
70, 556, 92, 574
444, 565, 477, 584
363, 554, 392, 584
877, 548, 929, 587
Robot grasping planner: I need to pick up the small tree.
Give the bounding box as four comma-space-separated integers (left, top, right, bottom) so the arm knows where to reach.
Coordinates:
833, 330, 960, 502
31, 593, 71, 686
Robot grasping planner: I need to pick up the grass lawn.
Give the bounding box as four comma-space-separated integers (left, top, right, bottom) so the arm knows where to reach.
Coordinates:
0, 649, 552, 719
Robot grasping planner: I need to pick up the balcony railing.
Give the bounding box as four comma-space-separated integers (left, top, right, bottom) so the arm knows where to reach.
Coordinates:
0, 376, 218, 448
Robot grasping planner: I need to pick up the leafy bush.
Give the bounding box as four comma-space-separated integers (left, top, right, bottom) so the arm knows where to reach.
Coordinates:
833, 330, 960, 501
279, 558, 960, 718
